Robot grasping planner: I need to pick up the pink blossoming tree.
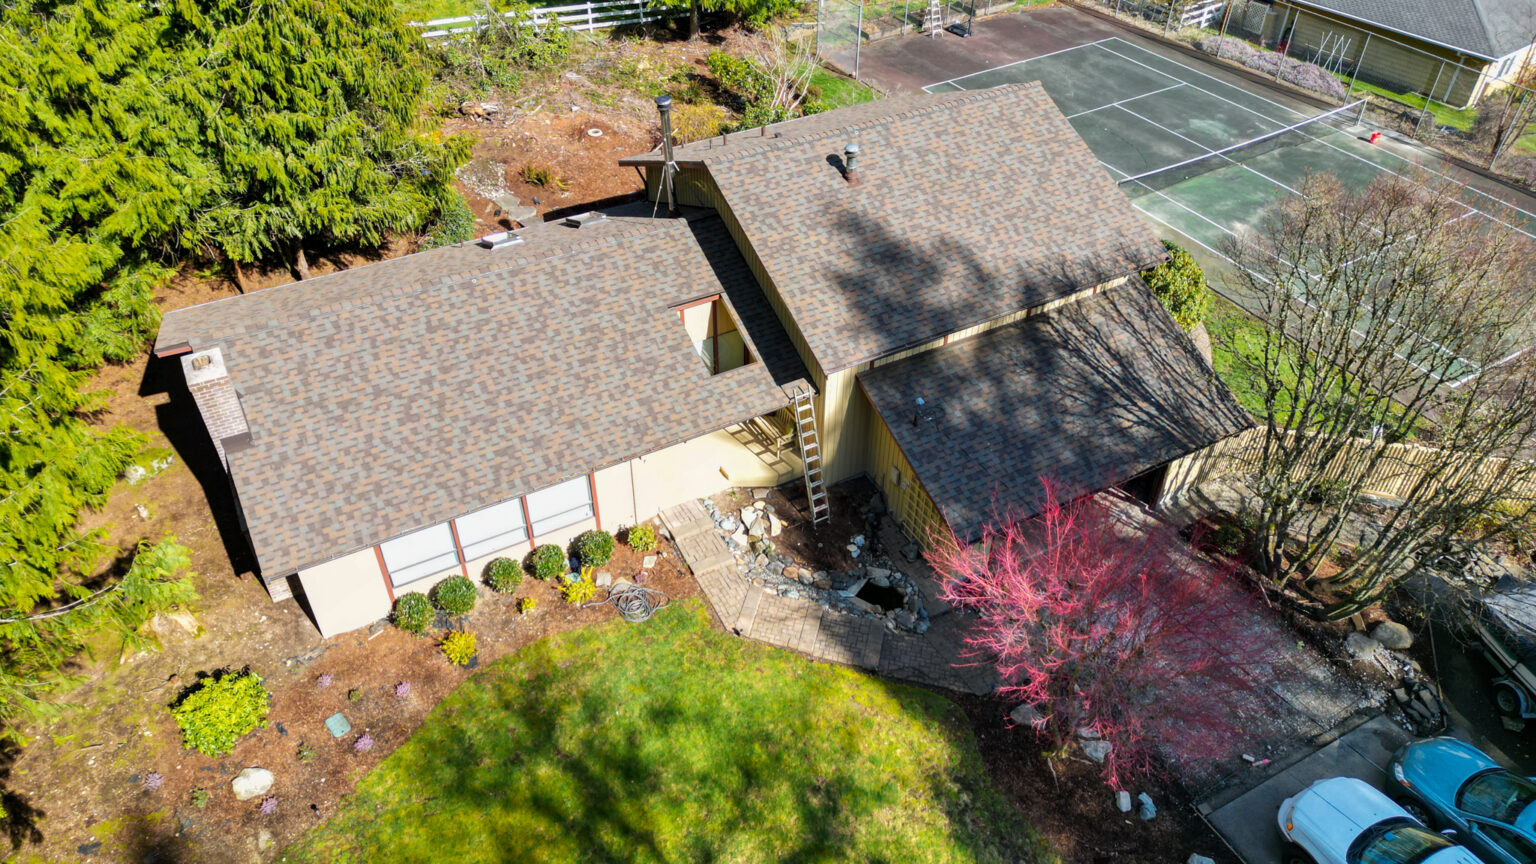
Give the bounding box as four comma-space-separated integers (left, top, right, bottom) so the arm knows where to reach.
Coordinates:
928, 480, 1285, 784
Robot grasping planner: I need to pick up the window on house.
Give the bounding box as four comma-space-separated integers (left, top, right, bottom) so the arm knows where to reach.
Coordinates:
676, 296, 754, 375
379, 522, 460, 587
454, 498, 529, 560
525, 476, 594, 536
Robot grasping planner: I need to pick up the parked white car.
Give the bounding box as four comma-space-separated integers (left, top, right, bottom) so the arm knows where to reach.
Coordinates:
1278, 777, 1484, 864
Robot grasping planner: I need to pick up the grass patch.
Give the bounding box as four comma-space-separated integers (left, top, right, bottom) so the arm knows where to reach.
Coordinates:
283, 599, 1045, 864
811, 67, 878, 110
1342, 76, 1536, 155
398, 0, 577, 23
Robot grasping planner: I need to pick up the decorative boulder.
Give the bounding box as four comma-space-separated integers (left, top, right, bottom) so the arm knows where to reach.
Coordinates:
231, 767, 273, 801
1345, 631, 1383, 660
1371, 621, 1414, 651
1081, 739, 1113, 764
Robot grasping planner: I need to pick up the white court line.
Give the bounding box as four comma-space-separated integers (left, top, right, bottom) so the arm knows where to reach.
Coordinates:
1113, 104, 1308, 197
1094, 39, 1536, 237
1064, 82, 1185, 119
920, 37, 1116, 92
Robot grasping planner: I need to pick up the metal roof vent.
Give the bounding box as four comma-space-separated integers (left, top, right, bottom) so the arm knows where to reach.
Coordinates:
843, 142, 860, 184
564, 211, 609, 228
478, 231, 523, 250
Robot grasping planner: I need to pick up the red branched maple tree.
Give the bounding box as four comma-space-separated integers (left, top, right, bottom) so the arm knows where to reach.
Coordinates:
928, 480, 1285, 784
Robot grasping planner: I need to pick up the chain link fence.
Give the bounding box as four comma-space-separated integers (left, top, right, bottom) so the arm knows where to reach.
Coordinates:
1075, 0, 1536, 189
815, 0, 1037, 77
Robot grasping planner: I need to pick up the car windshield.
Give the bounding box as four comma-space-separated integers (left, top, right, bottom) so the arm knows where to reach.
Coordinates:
1459, 771, 1536, 824
1349, 819, 1454, 864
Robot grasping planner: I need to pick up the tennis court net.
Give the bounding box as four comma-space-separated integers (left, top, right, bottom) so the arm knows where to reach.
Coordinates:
1119, 100, 1365, 195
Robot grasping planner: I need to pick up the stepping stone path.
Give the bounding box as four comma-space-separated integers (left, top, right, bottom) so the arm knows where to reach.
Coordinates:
660, 499, 996, 694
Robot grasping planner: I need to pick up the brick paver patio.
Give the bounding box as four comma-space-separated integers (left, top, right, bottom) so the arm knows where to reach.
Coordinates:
662, 499, 994, 694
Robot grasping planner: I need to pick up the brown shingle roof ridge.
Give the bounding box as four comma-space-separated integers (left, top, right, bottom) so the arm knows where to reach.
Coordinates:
625, 83, 1040, 165
164, 215, 683, 348
703, 84, 1040, 163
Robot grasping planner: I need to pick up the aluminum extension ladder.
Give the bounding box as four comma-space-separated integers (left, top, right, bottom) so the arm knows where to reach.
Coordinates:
792, 388, 830, 525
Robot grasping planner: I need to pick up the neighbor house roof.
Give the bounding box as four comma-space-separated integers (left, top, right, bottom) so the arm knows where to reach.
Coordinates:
858, 281, 1253, 541
155, 204, 807, 577
623, 83, 1167, 375
1288, 0, 1536, 60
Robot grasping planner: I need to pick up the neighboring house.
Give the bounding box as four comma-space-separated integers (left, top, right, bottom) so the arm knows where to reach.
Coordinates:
1254, 0, 1536, 106
154, 82, 1250, 638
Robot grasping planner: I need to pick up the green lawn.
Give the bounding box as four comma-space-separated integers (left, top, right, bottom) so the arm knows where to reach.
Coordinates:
284, 600, 1046, 864
811, 68, 878, 110
1341, 76, 1536, 156
1207, 295, 1277, 422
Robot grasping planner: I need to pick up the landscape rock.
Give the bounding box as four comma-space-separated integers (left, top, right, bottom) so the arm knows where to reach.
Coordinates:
902, 543, 920, 562
594, 572, 613, 587
741, 508, 758, 527
258, 829, 274, 850
231, 768, 274, 801
866, 492, 886, 515
1081, 739, 1113, 764
812, 577, 832, 590
1370, 621, 1414, 650
895, 610, 916, 629
1137, 792, 1156, 821
1009, 703, 1046, 728
1117, 790, 1133, 813
752, 487, 769, 499
1345, 631, 1383, 660
754, 501, 766, 510
852, 534, 866, 547
866, 567, 891, 586
768, 514, 783, 537
1188, 855, 1215, 864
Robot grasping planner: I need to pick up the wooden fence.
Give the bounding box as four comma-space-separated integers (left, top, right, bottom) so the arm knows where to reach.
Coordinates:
1164, 426, 1536, 506
412, 0, 685, 38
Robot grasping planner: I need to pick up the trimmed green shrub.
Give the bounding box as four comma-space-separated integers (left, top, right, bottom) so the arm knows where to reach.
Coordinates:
392, 592, 434, 634
484, 557, 523, 593
441, 631, 478, 666
421, 188, 476, 250
561, 568, 598, 605
518, 597, 536, 614
625, 524, 657, 553
1142, 240, 1211, 331
170, 670, 271, 757
432, 575, 477, 616
527, 544, 566, 581
575, 529, 615, 568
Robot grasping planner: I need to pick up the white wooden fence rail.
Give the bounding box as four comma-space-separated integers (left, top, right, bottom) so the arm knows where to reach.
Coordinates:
412, 0, 685, 38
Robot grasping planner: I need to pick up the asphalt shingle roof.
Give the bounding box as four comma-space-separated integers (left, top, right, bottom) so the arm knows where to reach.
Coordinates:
858, 281, 1253, 541
1291, 0, 1536, 59
155, 205, 805, 576
623, 83, 1167, 375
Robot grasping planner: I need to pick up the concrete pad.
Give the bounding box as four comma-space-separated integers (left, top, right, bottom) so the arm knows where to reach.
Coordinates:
1202, 715, 1410, 864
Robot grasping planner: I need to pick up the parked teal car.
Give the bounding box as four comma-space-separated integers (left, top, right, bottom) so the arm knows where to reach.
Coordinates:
1389, 737, 1536, 864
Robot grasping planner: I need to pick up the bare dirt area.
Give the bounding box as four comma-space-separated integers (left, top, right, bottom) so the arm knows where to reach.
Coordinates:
443, 31, 767, 230
958, 691, 1236, 864
707, 478, 880, 575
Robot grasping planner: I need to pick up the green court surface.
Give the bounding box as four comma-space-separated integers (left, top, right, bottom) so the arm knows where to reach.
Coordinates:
926, 37, 1536, 384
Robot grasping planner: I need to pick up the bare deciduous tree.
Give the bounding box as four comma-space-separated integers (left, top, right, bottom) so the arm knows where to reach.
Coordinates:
1224, 173, 1536, 619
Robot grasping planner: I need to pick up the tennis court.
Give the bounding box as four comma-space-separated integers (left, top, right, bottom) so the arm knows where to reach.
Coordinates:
926, 37, 1536, 383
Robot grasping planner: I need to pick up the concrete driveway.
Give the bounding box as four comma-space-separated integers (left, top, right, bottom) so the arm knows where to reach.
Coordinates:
1199, 715, 1412, 864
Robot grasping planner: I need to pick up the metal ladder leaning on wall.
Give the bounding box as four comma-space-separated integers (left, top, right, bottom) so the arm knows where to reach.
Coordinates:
791, 387, 830, 525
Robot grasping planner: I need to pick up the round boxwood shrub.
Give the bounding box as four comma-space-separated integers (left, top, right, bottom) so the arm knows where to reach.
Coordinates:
431, 575, 477, 616
441, 631, 478, 666
575, 529, 615, 568
170, 670, 271, 757
626, 523, 657, 553
526, 544, 566, 581
392, 592, 434, 634
484, 557, 523, 593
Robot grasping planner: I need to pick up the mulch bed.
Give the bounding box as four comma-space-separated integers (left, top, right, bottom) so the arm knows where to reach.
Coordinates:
19, 534, 698, 862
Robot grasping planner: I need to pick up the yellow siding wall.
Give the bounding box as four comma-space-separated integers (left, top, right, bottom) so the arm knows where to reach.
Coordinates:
863, 404, 948, 546
1271, 5, 1487, 106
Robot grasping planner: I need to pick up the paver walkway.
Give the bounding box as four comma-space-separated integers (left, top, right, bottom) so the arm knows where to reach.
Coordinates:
661, 500, 996, 694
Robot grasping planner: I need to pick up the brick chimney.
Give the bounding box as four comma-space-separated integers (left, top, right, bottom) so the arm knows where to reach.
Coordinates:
181, 347, 250, 471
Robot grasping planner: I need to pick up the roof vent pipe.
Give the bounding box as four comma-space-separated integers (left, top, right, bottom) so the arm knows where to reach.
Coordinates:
843, 142, 860, 184
655, 95, 678, 215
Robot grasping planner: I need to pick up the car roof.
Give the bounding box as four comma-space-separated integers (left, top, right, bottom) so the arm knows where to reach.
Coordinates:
1291, 777, 1408, 838
1401, 738, 1504, 794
